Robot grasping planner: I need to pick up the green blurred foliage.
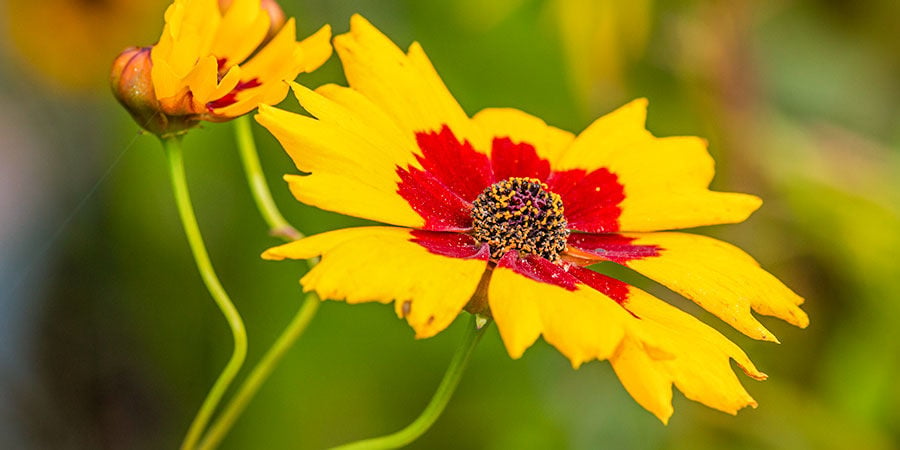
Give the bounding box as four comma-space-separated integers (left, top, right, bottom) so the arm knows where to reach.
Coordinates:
1, 0, 898, 449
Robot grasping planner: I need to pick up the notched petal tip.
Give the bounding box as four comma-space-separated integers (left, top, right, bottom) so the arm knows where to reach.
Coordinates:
789, 305, 811, 329
657, 410, 674, 426
296, 23, 334, 72
741, 364, 768, 381
733, 192, 764, 219
349, 13, 371, 28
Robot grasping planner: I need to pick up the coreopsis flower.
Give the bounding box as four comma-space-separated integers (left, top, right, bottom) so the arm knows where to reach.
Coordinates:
111, 0, 331, 136
258, 15, 808, 423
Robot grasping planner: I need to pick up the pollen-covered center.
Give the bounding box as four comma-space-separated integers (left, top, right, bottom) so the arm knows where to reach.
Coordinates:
471, 177, 569, 262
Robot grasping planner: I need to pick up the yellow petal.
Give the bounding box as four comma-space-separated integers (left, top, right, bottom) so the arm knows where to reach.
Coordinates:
255, 85, 424, 228
334, 15, 485, 149
211, 0, 269, 66
264, 227, 488, 338
153, 0, 221, 80
184, 55, 240, 104
614, 289, 764, 421
471, 108, 575, 165
211, 22, 332, 118
210, 84, 272, 118
555, 99, 762, 231
150, 57, 187, 101
488, 265, 631, 366
623, 232, 809, 341
486, 260, 767, 422
294, 24, 334, 73
610, 335, 674, 424
241, 20, 318, 81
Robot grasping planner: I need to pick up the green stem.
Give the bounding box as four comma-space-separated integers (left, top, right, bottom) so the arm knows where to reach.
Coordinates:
330, 316, 490, 450
234, 115, 301, 241
196, 292, 320, 450
163, 136, 248, 450
191, 117, 317, 450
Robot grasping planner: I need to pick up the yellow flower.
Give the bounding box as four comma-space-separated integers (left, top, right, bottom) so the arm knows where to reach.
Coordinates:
4, 0, 166, 92
257, 15, 809, 423
111, 0, 332, 136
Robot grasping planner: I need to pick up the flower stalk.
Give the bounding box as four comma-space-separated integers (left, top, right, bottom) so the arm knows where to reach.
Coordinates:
196, 292, 320, 450
192, 116, 316, 450
233, 115, 301, 241
329, 315, 489, 450
162, 136, 248, 450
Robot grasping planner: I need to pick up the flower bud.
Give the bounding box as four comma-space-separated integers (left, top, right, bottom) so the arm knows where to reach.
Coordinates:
110, 46, 197, 136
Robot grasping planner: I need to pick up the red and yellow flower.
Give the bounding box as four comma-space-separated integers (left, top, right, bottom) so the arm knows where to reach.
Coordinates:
111, 0, 332, 136
258, 15, 808, 423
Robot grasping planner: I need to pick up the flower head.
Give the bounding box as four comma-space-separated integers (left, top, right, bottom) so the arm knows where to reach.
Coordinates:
257, 15, 809, 423
111, 0, 332, 136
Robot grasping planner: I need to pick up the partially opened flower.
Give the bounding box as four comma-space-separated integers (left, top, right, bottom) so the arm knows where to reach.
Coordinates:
111, 0, 331, 136
258, 15, 808, 423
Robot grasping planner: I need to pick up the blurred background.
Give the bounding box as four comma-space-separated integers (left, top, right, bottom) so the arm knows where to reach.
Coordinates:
1, 0, 898, 448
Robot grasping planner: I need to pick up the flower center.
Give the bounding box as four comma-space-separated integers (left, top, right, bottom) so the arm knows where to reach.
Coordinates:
471, 177, 569, 262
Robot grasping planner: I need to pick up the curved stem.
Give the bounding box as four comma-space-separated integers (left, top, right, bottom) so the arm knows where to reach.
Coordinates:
330, 316, 490, 450
163, 136, 248, 450
191, 117, 316, 450
196, 292, 320, 450
234, 115, 301, 241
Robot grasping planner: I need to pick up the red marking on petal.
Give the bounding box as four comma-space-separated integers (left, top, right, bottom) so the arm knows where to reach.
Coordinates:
217, 57, 229, 72
397, 125, 625, 236
490, 137, 551, 182
398, 126, 493, 230
548, 168, 624, 232
498, 252, 634, 314
413, 126, 493, 202
567, 265, 630, 304
498, 251, 578, 291
206, 78, 262, 111
397, 167, 473, 231
411, 230, 489, 259
566, 233, 660, 264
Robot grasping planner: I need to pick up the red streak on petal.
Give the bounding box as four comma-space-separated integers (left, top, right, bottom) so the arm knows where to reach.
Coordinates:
217, 57, 228, 72
548, 168, 624, 232
206, 78, 262, 111
567, 265, 630, 304
498, 252, 634, 312
491, 137, 550, 182
397, 126, 492, 230
566, 233, 660, 264
498, 251, 578, 291
396, 124, 626, 235
410, 230, 489, 260
397, 167, 473, 231
414, 126, 493, 202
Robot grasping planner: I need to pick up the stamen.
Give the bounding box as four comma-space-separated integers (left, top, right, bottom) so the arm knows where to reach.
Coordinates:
471, 177, 569, 262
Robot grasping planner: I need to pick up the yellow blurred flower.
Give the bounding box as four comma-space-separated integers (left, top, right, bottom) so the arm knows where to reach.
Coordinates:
4, 0, 167, 92
555, 0, 654, 112
111, 0, 332, 136
258, 15, 809, 423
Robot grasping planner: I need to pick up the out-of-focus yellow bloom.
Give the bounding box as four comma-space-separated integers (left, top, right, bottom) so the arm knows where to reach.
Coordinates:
555, 0, 653, 112
111, 0, 332, 136
4, 0, 167, 92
